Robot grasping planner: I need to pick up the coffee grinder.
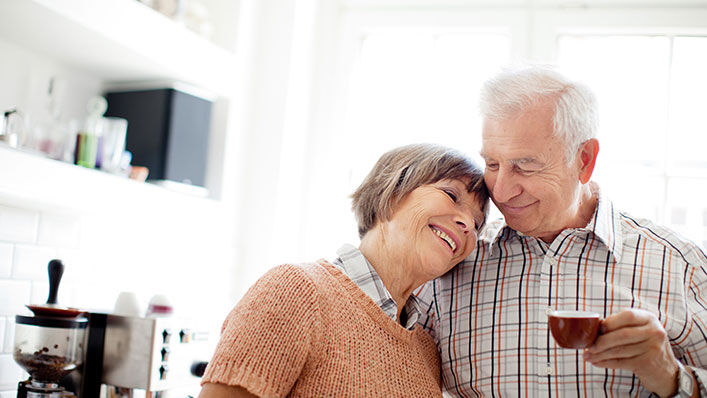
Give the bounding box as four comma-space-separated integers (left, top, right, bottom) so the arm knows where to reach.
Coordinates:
13, 259, 87, 398
13, 315, 87, 397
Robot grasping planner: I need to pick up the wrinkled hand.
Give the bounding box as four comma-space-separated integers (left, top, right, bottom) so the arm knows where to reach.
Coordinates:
583, 309, 679, 397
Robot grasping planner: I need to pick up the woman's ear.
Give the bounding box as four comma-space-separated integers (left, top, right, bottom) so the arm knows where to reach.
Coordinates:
577, 139, 599, 184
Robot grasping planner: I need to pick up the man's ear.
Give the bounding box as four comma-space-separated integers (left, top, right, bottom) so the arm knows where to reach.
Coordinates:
577, 138, 599, 184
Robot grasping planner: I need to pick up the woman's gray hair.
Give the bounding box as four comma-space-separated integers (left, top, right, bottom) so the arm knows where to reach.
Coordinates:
351, 143, 489, 238
479, 66, 598, 163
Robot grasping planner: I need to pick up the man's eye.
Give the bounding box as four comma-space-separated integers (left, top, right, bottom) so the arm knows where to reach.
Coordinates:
515, 166, 537, 175
486, 163, 499, 171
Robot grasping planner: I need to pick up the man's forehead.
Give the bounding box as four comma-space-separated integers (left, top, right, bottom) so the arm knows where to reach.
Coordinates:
480, 128, 556, 163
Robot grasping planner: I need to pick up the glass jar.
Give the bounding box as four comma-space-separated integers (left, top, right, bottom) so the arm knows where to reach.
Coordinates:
13, 315, 88, 383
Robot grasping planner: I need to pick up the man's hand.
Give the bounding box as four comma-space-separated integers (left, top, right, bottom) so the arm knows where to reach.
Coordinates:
583, 308, 684, 397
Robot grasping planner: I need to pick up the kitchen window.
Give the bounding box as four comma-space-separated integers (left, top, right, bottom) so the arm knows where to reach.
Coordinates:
557, 33, 707, 249
285, 4, 707, 264
345, 29, 511, 190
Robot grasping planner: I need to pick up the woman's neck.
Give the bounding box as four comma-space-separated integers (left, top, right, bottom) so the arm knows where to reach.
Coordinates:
359, 228, 422, 324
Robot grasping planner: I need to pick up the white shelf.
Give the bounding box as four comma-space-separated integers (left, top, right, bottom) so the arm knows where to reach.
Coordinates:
0, 0, 237, 97
0, 145, 222, 215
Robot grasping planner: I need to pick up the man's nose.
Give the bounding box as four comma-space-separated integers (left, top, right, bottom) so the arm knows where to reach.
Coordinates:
490, 167, 522, 203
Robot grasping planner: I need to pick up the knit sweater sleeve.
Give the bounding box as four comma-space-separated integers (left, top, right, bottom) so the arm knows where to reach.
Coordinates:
201, 264, 322, 398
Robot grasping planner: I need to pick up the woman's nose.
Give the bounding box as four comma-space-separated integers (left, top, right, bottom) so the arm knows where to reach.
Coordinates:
455, 218, 472, 235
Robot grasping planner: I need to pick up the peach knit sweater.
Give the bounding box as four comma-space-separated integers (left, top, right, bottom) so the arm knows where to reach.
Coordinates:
201, 261, 442, 397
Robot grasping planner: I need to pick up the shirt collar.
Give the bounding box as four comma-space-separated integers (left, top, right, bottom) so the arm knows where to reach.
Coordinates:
482, 183, 623, 262
332, 244, 421, 330
584, 185, 624, 262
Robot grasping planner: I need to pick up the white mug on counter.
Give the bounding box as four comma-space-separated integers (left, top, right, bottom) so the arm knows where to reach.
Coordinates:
112, 291, 142, 317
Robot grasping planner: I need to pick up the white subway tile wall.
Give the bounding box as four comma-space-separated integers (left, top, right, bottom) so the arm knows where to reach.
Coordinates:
0, 206, 51, 389
37, 214, 81, 249
0, 206, 38, 243
0, 318, 5, 352
0, 353, 25, 392
0, 244, 11, 278
3, 318, 14, 354
12, 244, 58, 281
30, 281, 50, 305
0, 317, 19, 393
0, 280, 31, 316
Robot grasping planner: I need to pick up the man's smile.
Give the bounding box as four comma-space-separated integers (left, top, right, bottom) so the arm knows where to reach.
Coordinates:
498, 201, 536, 215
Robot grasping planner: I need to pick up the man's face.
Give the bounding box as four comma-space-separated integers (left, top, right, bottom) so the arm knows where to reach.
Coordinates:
480, 102, 585, 242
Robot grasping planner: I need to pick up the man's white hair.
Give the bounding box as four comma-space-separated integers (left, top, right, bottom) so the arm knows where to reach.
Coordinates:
479, 65, 599, 163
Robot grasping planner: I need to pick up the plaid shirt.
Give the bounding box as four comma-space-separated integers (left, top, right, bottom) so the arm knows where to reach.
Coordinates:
417, 188, 707, 397
333, 244, 421, 330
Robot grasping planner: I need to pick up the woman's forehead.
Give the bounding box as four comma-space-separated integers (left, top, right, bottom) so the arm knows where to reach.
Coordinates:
441, 176, 480, 193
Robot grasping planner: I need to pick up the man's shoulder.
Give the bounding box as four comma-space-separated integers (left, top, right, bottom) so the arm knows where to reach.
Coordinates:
449, 220, 521, 269
616, 210, 706, 264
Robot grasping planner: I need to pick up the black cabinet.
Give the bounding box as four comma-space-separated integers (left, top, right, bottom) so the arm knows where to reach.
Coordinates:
105, 88, 212, 187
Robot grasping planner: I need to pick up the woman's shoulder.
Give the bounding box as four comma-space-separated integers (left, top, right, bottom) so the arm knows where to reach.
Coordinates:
247, 262, 340, 299
262, 262, 335, 283
226, 263, 332, 327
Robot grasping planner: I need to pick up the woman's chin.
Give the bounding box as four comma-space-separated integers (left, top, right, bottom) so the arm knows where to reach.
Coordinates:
424, 261, 458, 281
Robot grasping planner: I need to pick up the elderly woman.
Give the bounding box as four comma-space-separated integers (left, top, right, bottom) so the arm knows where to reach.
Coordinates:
199, 143, 489, 397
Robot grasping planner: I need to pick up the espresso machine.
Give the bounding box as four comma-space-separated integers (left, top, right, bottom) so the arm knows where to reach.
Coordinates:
13, 260, 210, 398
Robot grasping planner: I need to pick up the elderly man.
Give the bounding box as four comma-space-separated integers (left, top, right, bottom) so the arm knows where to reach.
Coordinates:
418, 66, 707, 397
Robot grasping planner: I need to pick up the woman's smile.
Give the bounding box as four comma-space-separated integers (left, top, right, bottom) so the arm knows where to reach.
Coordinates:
429, 224, 459, 254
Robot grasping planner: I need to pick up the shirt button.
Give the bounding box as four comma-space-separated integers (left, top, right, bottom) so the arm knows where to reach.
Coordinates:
543, 365, 554, 375
547, 257, 557, 266
545, 307, 554, 316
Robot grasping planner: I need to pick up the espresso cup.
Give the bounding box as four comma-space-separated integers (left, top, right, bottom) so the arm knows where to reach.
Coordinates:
548, 310, 602, 349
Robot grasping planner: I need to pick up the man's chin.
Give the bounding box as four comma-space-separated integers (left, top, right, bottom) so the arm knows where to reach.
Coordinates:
504, 218, 534, 235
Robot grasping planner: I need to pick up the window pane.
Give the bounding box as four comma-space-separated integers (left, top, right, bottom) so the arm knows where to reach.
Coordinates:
557, 35, 670, 175
601, 172, 665, 222
665, 177, 707, 248
556, 34, 706, 248
668, 36, 707, 176
345, 30, 511, 185
302, 30, 511, 259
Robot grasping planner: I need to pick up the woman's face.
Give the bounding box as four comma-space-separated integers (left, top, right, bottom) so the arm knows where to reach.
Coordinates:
381, 178, 485, 281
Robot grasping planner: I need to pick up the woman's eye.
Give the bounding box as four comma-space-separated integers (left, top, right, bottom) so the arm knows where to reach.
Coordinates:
443, 189, 458, 202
